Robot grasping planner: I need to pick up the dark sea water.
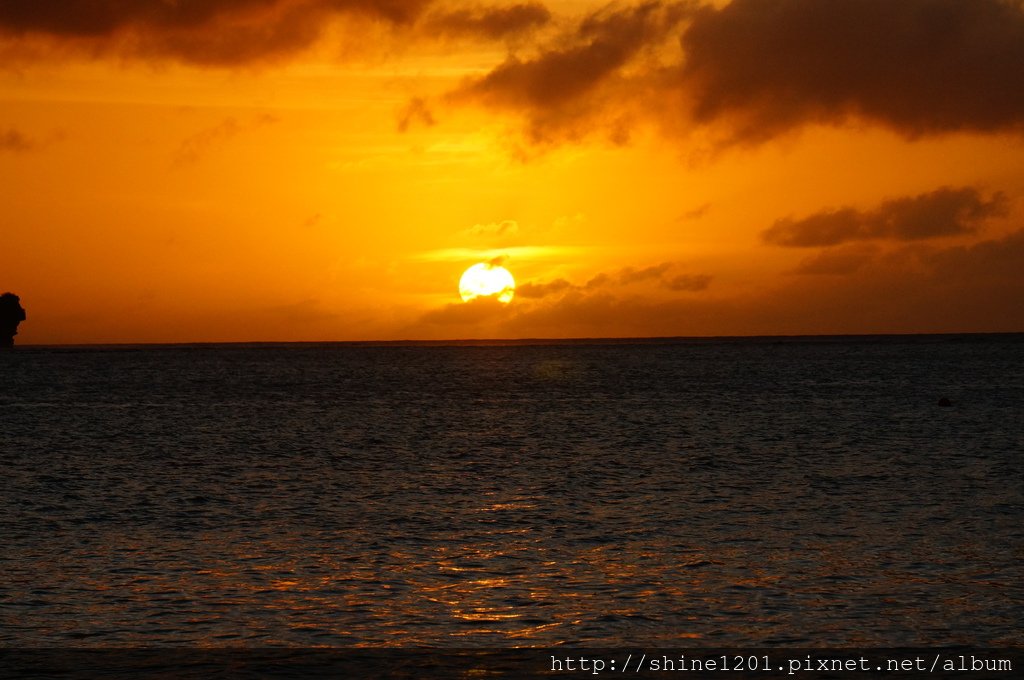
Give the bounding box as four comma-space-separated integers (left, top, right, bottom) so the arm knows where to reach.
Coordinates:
1, 336, 1022, 648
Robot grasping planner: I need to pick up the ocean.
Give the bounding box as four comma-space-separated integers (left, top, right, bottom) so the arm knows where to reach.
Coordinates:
1, 336, 1022, 649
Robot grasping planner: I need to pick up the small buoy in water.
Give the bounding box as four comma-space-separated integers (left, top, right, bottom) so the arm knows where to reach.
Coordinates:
937, 397, 952, 407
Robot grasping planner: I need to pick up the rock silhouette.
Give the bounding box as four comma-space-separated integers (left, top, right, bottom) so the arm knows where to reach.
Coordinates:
0, 292, 26, 347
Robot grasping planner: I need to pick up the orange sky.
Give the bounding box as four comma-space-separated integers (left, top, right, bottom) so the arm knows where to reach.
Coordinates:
3, 0, 1023, 343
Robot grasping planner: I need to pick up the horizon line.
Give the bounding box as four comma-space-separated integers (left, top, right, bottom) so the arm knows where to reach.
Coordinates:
13, 330, 1024, 350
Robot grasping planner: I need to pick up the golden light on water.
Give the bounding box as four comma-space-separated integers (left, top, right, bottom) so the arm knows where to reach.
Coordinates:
459, 263, 516, 304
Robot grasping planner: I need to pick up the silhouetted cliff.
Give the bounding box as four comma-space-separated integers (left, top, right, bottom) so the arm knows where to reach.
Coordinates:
0, 292, 26, 347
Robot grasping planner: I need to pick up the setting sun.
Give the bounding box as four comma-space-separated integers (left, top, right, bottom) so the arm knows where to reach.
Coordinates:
459, 263, 516, 304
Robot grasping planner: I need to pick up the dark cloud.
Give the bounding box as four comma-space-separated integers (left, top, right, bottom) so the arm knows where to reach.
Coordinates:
413, 285, 728, 338
425, 2, 551, 40
616, 262, 712, 292
0, 0, 429, 36
619, 262, 671, 284
411, 230, 1024, 338
516, 278, 572, 298
772, 229, 1024, 333
763, 187, 1007, 248
13, 1, 1022, 144
584, 272, 611, 289
453, 1, 693, 143
0, 0, 435, 65
682, 0, 1024, 142
792, 244, 878, 276
397, 97, 436, 133
665, 273, 711, 291
923, 228, 1024, 284
452, 262, 715, 311
445, 0, 1024, 148
421, 295, 512, 325
0, 127, 33, 152
581, 262, 711, 292
0, 1, 562, 66
0, 0, 270, 37
420, 260, 714, 333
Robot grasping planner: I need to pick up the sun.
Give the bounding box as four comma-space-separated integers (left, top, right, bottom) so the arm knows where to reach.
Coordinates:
459, 263, 516, 303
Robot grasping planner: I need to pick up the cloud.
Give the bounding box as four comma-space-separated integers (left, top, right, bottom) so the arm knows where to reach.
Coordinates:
420, 295, 512, 325
576, 262, 714, 292
444, 0, 1024, 149
452, 1, 694, 144
0, 0, 560, 66
424, 2, 551, 40
613, 262, 712, 292
11, 1, 1024, 147
0, 0, 433, 35
410, 230, 1024, 338
772, 229, 1024, 332
0, 0, 436, 65
665, 273, 711, 291
0, 127, 33, 152
923, 228, 1024, 284
511, 263, 712, 303
682, 0, 1024, 143
619, 262, 671, 284
412, 285, 728, 338
416, 260, 715, 335
173, 114, 278, 165
792, 244, 879, 276
396, 97, 436, 133
763, 187, 1008, 248
515, 278, 572, 299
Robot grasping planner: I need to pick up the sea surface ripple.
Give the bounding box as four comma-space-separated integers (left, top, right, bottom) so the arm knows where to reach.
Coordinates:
1, 337, 1021, 646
